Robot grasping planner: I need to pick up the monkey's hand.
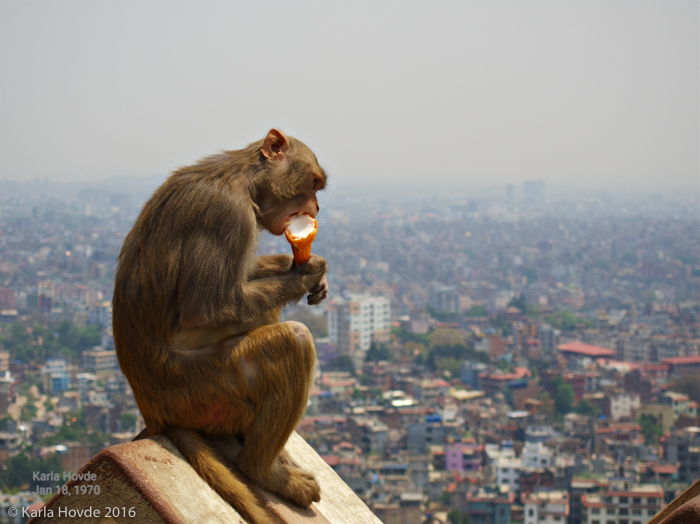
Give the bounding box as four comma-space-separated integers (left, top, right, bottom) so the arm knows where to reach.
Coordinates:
289, 254, 327, 302
307, 274, 327, 306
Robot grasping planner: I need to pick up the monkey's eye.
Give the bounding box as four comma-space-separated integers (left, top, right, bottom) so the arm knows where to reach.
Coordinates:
312, 175, 323, 191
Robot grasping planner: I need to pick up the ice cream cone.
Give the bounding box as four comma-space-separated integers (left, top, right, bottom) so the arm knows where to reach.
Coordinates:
284, 213, 317, 265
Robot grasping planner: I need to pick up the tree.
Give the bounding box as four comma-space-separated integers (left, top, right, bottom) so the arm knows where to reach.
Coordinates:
328, 355, 355, 375
121, 412, 138, 432
426, 306, 459, 323
448, 509, 473, 524
77, 325, 101, 352
639, 414, 663, 444
493, 314, 512, 335
366, 343, 391, 362
20, 403, 38, 421
57, 320, 80, 349
669, 372, 700, 403
574, 400, 602, 418
0, 452, 63, 491
549, 376, 574, 415
439, 490, 450, 506
508, 293, 527, 312
466, 305, 487, 317
545, 310, 593, 332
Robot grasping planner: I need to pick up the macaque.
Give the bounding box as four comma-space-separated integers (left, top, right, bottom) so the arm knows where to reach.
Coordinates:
112, 129, 328, 524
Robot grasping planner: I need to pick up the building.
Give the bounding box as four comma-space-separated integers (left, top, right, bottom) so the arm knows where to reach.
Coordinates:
41, 359, 70, 395
77, 373, 97, 402
327, 294, 391, 357
372, 492, 422, 524
482, 368, 531, 397
466, 488, 514, 524
539, 325, 557, 351
660, 391, 698, 419
428, 284, 459, 313
410, 378, 451, 403
558, 342, 616, 361
0, 289, 16, 310
581, 481, 663, 524
608, 392, 641, 421
0, 351, 9, 373
88, 301, 112, 328
460, 361, 487, 390
662, 355, 700, 375
521, 441, 552, 469
346, 415, 388, 455
524, 490, 569, 524
495, 453, 522, 491
82, 347, 118, 376
407, 419, 450, 453
0, 371, 16, 414
663, 428, 700, 484
443, 440, 483, 473
569, 478, 608, 524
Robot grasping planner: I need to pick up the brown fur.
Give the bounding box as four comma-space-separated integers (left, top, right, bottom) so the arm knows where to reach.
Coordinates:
113, 129, 327, 524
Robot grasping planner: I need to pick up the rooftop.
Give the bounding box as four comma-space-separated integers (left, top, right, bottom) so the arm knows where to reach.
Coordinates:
557, 342, 616, 357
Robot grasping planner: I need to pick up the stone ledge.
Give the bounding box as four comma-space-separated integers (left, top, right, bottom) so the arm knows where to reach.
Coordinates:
648, 479, 700, 524
27, 431, 382, 524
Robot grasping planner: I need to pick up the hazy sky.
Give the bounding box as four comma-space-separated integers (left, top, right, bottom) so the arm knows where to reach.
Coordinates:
1, 1, 698, 190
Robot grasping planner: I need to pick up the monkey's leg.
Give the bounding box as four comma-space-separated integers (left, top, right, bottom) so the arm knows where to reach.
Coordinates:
232, 321, 321, 507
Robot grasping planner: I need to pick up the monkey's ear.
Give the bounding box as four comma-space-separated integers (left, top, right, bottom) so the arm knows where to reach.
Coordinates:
261, 129, 290, 161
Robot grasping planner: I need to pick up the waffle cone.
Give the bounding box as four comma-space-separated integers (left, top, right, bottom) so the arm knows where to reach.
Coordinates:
284, 215, 317, 265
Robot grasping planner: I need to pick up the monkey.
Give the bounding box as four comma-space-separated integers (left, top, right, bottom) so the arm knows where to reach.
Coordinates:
112, 129, 328, 524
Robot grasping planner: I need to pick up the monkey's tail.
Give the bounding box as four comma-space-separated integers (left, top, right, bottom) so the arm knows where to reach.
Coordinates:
162, 427, 281, 524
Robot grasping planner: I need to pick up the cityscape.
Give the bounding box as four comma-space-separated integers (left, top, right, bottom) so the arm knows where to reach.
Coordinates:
0, 176, 697, 523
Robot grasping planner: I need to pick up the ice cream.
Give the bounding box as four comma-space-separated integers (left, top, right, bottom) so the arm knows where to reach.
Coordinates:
284, 213, 317, 265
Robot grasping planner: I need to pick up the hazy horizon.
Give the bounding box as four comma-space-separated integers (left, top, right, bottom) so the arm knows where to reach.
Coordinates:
1, 1, 698, 190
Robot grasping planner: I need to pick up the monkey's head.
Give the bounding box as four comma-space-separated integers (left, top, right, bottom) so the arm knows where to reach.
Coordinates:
254, 129, 327, 236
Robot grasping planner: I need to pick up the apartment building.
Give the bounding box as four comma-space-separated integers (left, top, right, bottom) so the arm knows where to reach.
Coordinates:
581, 482, 663, 524
524, 490, 569, 524
327, 293, 391, 357
522, 441, 553, 469
82, 347, 118, 376
663, 428, 700, 484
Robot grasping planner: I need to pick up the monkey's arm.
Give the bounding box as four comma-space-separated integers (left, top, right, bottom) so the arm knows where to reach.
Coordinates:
219, 255, 326, 323
253, 255, 327, 305
250, 255, 294, 280
179, 252, 326, 329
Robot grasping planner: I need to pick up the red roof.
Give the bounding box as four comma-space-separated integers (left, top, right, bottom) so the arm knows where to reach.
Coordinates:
488, 373, 521, 381
558, 342, 616, 357
652, 464, 679, 474
423, 379, 451, 388
321, 455, 341, 466
663, 356, 700, 365
643, 364, 670, 371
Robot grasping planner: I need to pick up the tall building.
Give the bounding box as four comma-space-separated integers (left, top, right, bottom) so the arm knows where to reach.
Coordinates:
428, 283, 459, 313
327, 294, 391, 357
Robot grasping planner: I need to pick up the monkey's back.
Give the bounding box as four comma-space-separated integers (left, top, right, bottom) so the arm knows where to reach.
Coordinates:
112, 164, 257, 408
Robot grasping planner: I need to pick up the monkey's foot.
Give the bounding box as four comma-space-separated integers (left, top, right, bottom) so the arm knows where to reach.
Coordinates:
244, 459, 321, 508
276, 464, 321, 507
